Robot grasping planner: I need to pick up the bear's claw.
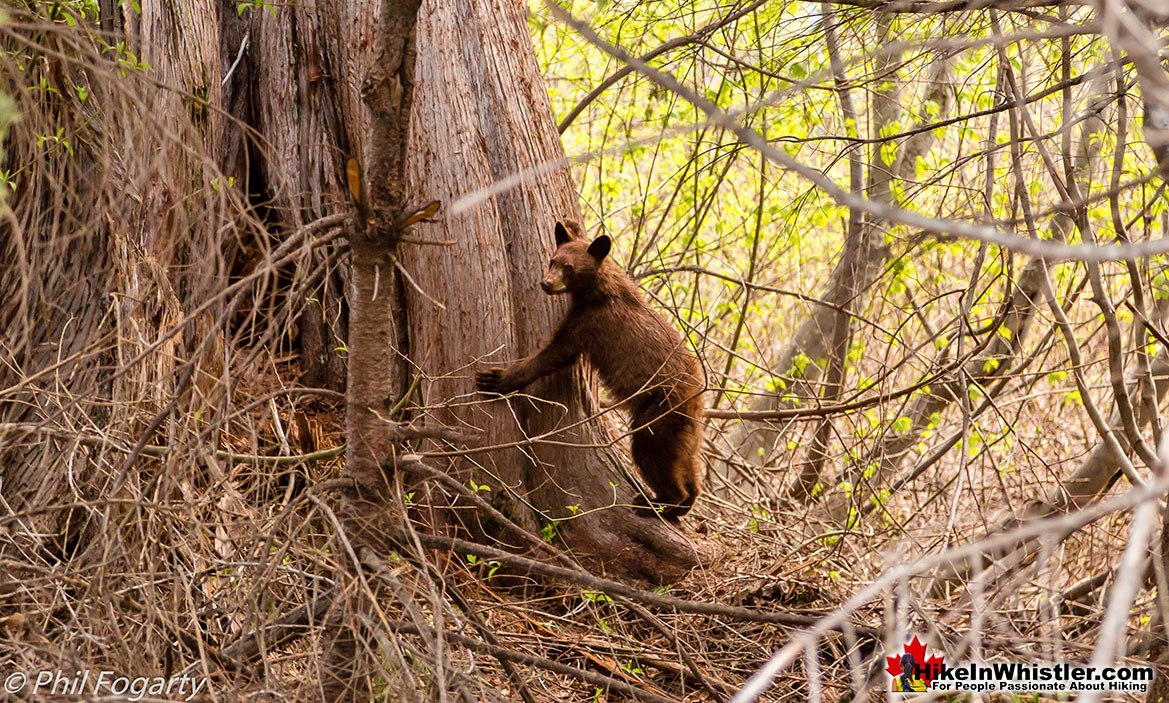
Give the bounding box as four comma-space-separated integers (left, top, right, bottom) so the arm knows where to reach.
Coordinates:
476, 368, 505, 395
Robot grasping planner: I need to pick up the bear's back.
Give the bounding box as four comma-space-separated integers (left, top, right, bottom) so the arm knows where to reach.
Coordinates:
571, 276, 703, 405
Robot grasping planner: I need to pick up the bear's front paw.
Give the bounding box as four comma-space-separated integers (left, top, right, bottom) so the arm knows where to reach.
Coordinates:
476, 368, 507, 396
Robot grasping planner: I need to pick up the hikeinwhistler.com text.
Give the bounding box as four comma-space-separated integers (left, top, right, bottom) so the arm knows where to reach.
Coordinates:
923, 662, 1153, 693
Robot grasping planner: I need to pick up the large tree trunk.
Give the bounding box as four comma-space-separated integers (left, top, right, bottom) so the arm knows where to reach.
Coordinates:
0, 0, 236, 569
223, 0, 698, 695
220, 0, 695, 581
245, 1, 371, 390
398, 0, 697, 583
1, 3, 696, 700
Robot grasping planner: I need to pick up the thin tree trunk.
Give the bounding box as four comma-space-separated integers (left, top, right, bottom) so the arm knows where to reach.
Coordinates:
930, 349, 1169, 595
723, 31, 952, 484
789, 3, 868, 502
1097, 0, 1169, 180
1146, 495, 1169, 703
318, 0, 420, 699
832, 80, 1112, 522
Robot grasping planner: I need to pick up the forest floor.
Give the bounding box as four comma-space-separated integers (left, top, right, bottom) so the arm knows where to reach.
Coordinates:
208, 358, 1135, 702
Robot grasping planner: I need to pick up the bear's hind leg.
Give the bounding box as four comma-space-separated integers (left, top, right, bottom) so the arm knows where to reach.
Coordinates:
630, 417, 695, 522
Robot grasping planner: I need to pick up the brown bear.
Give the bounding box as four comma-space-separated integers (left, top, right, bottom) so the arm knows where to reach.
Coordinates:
476, 219, 705, 521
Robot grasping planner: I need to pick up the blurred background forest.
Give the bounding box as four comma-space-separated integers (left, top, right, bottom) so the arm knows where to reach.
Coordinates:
2, 0, 1169, 701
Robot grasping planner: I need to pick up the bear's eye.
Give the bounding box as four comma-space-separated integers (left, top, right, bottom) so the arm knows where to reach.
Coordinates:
563, 264, 574, 275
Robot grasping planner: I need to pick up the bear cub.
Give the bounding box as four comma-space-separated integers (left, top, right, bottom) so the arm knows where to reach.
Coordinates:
477, 220, 704, 521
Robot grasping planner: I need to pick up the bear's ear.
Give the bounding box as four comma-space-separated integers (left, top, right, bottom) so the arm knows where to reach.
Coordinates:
554, 221, 572, 247
587, 235, 611, 262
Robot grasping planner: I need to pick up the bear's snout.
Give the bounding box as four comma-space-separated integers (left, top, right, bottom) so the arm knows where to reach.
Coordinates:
541, 265, 568, 294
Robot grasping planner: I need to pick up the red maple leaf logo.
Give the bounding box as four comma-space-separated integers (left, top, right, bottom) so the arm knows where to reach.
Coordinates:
885, 635, 944, 685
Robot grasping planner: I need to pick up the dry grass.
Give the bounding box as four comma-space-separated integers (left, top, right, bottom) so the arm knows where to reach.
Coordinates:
0, 5, 1164, 703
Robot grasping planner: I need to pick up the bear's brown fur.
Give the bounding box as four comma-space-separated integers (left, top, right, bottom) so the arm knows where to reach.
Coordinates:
477, 220, 705, 521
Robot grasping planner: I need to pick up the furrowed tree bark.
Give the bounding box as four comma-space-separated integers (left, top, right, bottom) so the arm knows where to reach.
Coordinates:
129, 2, 395, 693
1, 0, 250, 660
244, 1, 372, 390
234, 0, 697, 586
397, 0, 697, 583
2, 0, 233, 564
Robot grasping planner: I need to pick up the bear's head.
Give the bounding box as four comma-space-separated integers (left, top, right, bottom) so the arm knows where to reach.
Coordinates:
540, 220, 611, 295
